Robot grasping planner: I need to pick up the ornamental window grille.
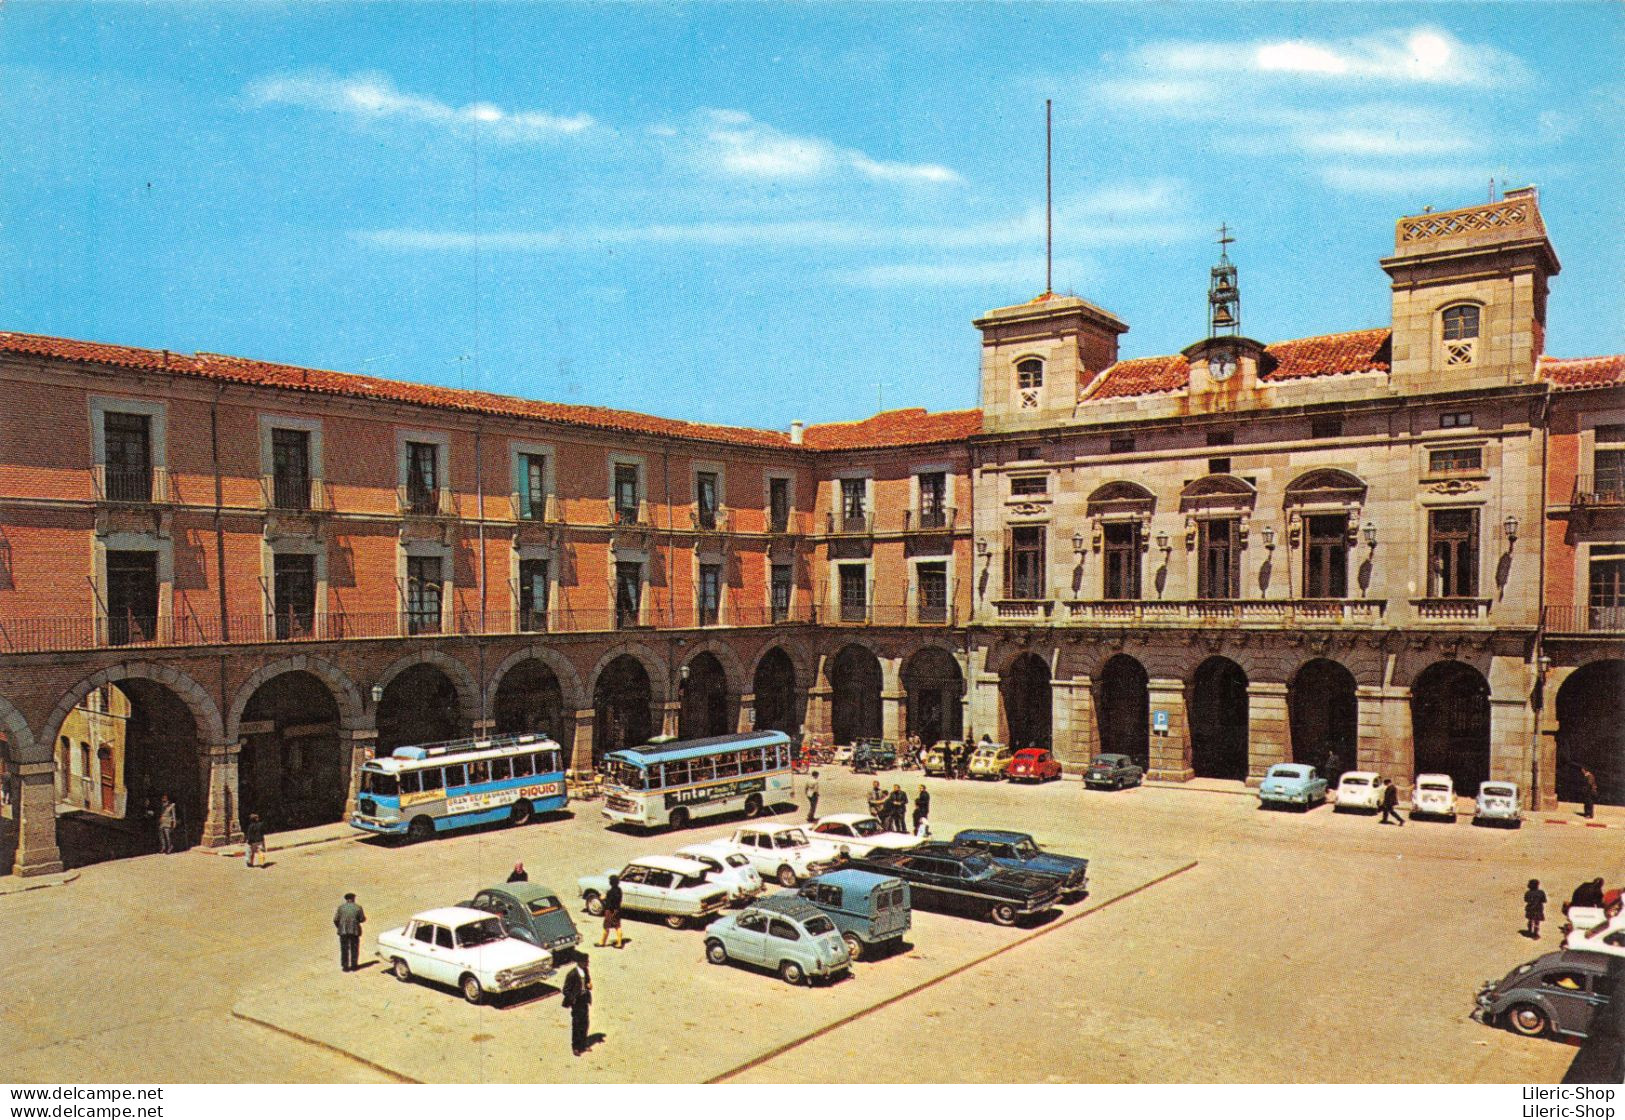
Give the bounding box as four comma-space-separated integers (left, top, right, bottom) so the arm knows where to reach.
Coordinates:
1442, 305, 1479, 367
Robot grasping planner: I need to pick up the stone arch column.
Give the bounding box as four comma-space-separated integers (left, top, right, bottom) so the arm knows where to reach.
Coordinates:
1146, 677, 1192, 782
1246, 681, 1289, 785
1, 695, 59, 877
1052, 672, 1095, 772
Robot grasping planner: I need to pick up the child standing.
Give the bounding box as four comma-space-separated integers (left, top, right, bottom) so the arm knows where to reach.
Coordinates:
1524, 878, 1547, 939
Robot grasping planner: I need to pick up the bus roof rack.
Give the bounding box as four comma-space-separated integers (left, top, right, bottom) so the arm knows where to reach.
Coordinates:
389, 733, 555, 761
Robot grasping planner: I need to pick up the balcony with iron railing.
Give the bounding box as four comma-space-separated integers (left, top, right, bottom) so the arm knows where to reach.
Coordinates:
904, 506, 957, 533
690, 507, 731, 534
93, 464, 170, 504
1571, 474, 1625, 508
609, 498, 653, 528
1543, 604, 1625, 635
825, 510, 874, 537
261, 474, 333, 514
397, 483, 457, 518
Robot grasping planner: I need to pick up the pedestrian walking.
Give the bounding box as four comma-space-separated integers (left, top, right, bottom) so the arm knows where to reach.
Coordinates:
806, 770, 820, 822
1581, 767, 1598, 819
941, 740, 956, 781
562, 952, 594, 1056
912, 785, 931, 837
886, 784, 908, 833
1378, 779, 1404, 826
598, 874, 624, 949
507, 862, 529, 883
334, 892, 366, 972
1524, 879, 1548, 939
243, 813, 265, 868
158, 793, 177, 854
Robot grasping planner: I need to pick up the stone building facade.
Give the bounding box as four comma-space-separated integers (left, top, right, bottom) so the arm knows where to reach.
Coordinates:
0, 186, 1619, 876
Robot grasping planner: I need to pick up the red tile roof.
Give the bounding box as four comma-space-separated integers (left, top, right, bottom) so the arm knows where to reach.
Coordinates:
0, 329, 984, 452
1541, 353, 1625, 390
800, 408, 983, 450
1083, 329, 1392, 400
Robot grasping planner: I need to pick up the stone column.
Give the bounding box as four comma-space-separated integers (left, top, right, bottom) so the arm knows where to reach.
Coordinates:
1146, 678, 1192, 782
344, 728, 378, 819
1488, 652, 1537, 794
881, 690, 906, 742
804, 685, 832, 739
11, 761, 64, 876
659, 700, 681, 740
200, 740, 243, 848
570, 709, 596, 772
1534, 666, 1570, 812
967, 671, 1001, 743
1051, 674, 1095, 773
1246, 682, 1290, 786
1358, 686, 1413, 796
736, 692, 757, 734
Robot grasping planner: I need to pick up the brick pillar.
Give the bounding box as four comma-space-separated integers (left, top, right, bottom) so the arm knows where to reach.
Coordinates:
1359, 685, 1413, 796
12, 761, 63, 876
344, 728, 377, 819
881, 690, 906, 742
200, 740, 243, 848
1052, 675, 1095, 772
736, 692, 756, 734
805, 685, 832, 739
1146, 678, 1192, 782
1246, 682, 1289, 786
570, 709, 595, 772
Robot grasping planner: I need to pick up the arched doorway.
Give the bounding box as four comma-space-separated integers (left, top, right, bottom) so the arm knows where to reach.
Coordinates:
830, 645, 882, 745
1001, 653, 1052, 751
1289, 659, 1358, 773
377, 664, 466, 755
679, 652, 730, 739
1190, 657, 1248, 780
1555, 660, 1625, 806
494, 659, 566, 744
594, 655, 653, 760
752, 648, 799, 737
902, 647, 964, 745
1411, 661, 1490, 793
239, 671, 346, 833
0, 730, 16, 876
1096, 654, 1149, 770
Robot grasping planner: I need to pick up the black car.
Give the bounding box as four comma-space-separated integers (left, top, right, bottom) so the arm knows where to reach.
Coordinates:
844, 842, 1062, 926
851, 739, 897, 772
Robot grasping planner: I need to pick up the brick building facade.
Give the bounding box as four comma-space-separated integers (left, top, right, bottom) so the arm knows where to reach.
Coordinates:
0, 187, 1619, 875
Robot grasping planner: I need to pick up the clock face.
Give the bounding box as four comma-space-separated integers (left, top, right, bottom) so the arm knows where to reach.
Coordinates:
1210, 350, 1237, 382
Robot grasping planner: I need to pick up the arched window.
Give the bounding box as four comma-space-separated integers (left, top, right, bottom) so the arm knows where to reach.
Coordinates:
1016, 357, 1043, 409
1441, 305, 1479, 367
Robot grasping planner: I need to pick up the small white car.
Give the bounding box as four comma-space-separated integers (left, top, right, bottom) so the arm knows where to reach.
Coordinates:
831, 744, 855, 765
578, 856, 731, 929
730, 822, 843, 887
1473, 781, 1522, 827
377, 906, 558, 1004
1410, 773, 1457, 820
811, 813, 919, 857
1334, 771, 1383, 812
1566, 912, 1625, 958
675, 840, 766, 904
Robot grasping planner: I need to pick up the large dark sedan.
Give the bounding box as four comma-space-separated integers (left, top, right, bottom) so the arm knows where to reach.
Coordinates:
844, 843, 1062, 926
952, 829, 1089, 898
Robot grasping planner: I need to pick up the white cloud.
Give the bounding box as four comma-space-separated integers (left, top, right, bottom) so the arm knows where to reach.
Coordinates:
247, 72, 594, 140
828, 256, 1093, 289
686, 109, 961, 185
1317, 164, 1488, 195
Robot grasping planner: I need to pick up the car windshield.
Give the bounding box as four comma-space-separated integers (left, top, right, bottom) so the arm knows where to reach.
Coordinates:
457, 918, 507, 947
804, 915, 835, 936
1268, 767, 1303, 779
1090, 757, 1118, 768
677, 872, 708, 889
775, 830, 809, 848
605, 761, 647, 791
360, 769, 398, 796
1342, 777, 1370, 787
851, 819, 882, 837
1012, 839, 1040, 858
726, 854, 750, 868
1483, 785, 1514, 797
961, 854, 994, 877
526, 896, 562, 917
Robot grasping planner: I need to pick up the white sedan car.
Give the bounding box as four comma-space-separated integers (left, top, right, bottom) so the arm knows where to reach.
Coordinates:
1566, 913, 1625, 958
377, 906, 559, 1004
811, 813, 919, 857
1410, 773, 1457, 820
1333, 771, 1383, 812
730, 822, 843, 887
578, 856, 731, 930
675, 840, 766, 904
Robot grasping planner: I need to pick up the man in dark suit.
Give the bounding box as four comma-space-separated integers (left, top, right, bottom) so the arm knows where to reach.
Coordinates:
563, 952, 593, 1056
334, 892, 366, 972
1378, 779, 1404, 826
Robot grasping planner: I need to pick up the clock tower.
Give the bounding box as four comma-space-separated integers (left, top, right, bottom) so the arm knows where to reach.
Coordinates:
1184, 224, 1265, 397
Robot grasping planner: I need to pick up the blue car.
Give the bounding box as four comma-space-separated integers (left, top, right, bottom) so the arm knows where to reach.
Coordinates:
1258, 763, 1329, 811
797, 869, 912, 961
951, 829, 1088, 898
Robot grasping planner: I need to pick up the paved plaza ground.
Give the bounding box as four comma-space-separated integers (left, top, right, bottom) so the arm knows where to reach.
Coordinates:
1, 768, 1619, 1084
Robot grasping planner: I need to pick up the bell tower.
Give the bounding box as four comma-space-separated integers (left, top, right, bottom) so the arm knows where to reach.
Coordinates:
974, 294, 1128, 431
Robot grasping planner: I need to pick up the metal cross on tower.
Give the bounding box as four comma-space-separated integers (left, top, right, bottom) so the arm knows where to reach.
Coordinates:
1209, 223, 1240, 337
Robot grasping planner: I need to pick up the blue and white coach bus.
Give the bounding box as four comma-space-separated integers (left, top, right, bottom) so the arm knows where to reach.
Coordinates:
601, 730, 795, 831
352, 734, 568, 841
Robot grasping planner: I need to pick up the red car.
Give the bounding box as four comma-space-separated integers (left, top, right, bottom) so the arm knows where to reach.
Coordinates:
1006, 748, 1062, 783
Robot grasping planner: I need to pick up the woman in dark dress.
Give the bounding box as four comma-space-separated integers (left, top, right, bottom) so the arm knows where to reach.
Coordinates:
1524, 878, 1547, 939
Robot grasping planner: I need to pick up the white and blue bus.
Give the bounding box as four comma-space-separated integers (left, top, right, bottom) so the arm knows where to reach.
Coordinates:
353, 734, 568, 842
601, 730, 795, 831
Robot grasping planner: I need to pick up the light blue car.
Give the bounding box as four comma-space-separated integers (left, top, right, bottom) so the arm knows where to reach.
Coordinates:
1258, 763, 1329, 811
704, 894, 852, 985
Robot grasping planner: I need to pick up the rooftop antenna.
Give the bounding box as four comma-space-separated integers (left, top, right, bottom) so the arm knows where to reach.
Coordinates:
1045, 98, 1053, 297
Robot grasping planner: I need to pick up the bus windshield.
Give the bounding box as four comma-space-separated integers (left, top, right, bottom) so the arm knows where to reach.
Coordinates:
361, 769, 398, 797
606, 761, 647, 790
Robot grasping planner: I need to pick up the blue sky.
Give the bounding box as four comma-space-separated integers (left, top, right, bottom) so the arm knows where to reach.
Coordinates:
3, 3, 1620, 429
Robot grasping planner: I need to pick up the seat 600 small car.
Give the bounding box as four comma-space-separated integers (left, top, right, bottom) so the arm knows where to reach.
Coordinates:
704, 894, 851, 985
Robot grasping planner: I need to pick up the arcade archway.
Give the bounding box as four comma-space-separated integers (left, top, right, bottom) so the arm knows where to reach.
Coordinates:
1190, 657, 1248, 781
752, 647, 799, 737
377, 664, 467, 755
1411, 661, 1490, 793
1096, 654, 1149, 769
1289, 659, 1358, 774
902, 647, 964, 745
239, 671, 347, 832
594, 655, 653, 759
1001, 653, 1052, 751
679, 652, 731, 739
830, 645, 882, 745
1555, 660, 1625, 806
494, 659, 567, 745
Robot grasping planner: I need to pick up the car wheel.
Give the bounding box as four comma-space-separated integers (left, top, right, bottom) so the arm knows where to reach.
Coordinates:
1506, 1004, 1550, 1038
460, 973, 484, 1005
777, 864, 799, 888
391, 957, 412, 983
509, 799, 533, 827
583, 891, 604, 917
743, 794, 763, 819
989, 903, 1018, 926
843, 932, 863, 961
407, 816, 434, 843
779, 960, 805, 985
664, 913, 688, 930
705, 939, 729, 965
668, 807, 690, 831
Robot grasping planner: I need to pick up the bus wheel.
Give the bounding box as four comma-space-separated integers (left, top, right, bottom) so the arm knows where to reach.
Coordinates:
743, 795, 763, 819
668, 807, 690, 831
407, 817, 435, 843
509, 799, 533, 827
